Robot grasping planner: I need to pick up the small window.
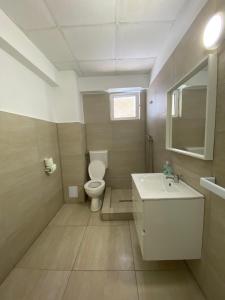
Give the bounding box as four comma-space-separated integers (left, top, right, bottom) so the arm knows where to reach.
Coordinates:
110, 92, 140, 121
172, 89, 183, 118
171, 90, 179, 117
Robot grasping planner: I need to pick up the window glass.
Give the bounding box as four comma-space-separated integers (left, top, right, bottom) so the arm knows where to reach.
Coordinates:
110, 93, 140, 120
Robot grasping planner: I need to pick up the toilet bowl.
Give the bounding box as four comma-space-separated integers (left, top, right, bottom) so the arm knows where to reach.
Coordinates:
84, 160, 106, 212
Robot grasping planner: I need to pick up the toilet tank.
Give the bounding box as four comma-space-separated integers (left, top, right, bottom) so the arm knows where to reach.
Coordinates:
89, 150, 108, 168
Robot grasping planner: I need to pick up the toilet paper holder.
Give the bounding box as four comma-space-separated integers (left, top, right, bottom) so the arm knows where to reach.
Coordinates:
44, 158, 57, 175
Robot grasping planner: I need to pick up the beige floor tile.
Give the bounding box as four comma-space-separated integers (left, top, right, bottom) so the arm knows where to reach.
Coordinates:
136, 269, 205, 300
111, 189, 132, 203
110, 189, 133, 212
63, 271, 138, 300
0, 268, 70, 300
74, 226, 134, 270
88, 212, 129, 226
18, 226, 85, 270
50, 204, 90, 226
129, 221, 185, 270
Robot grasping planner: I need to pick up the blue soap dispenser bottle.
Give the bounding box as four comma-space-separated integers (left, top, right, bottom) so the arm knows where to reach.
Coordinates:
162, 161, 173, 176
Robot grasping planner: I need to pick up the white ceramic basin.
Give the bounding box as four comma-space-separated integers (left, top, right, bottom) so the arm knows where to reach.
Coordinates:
132, 173, 203, 200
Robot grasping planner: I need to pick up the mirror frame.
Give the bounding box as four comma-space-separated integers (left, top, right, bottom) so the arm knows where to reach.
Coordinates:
166, 53, 217, 160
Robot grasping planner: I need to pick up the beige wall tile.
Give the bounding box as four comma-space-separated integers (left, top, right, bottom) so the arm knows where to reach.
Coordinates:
57, 122, 87, 202
61, 154, 87, 185
0, 112, 63, 284
110, 176, 132, 189
83, 93, 110, 123
57, 123, 86, 156
146, 2, 225, 299
111, 120, 145, 151
83, 93, 146, 188
109, 150, 145, 178
86, 123, 112, 151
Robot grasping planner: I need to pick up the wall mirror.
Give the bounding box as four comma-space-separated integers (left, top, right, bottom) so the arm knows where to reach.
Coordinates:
166, 53, 217, 160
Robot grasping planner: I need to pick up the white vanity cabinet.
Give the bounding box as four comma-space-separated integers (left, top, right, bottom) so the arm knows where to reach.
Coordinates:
132, 174, 204, 261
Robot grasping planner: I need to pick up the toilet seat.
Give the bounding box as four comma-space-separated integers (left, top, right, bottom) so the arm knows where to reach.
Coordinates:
84, 179, 105, 191
84, 157, 107, 212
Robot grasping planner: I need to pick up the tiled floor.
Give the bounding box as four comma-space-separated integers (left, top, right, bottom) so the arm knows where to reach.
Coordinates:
102, 188, 133, 220
0, 204, 205, 300
111, 188, 133, 212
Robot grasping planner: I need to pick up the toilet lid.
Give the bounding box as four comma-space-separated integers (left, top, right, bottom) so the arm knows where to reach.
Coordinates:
88, 160, 105, 179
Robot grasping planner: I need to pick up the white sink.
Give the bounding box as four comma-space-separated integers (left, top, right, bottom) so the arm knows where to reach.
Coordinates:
132, 173, 203, 200
131, 173, 204, 261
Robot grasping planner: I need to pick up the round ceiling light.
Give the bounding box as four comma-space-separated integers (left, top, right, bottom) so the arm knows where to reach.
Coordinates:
203, 12, 225, 50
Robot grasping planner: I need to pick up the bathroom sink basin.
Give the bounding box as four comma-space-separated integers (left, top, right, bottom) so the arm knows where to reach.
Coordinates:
131, 173, 203, 200
131, 173, 204, 260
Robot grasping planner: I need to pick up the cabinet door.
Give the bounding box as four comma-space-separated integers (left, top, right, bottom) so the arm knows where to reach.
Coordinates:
142, 198, 204, 260
132, 182, 144, 253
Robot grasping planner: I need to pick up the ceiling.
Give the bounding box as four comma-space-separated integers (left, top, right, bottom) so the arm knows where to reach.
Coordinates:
0, 0, 192, 76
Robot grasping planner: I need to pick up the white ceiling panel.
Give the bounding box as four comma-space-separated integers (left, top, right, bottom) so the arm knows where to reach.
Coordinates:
53, 61, 81, 73
79, 60, 116, 76
119, 0, 188, 22
116, 58, 155, 74
46, 0, 116, 26
117, 23, 173, 59
27, 29, 74, 62
0, 0, 203, 77
63, 25, 115, 61
0, 0, 55, 30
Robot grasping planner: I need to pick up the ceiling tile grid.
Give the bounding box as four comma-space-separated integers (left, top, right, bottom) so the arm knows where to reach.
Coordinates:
27, 28, 74, 62
0, 0, 55, 30
45, 0, 116, 26
63, 25, 116, 61
116, 22, 173, 59
0, 0, 190, 76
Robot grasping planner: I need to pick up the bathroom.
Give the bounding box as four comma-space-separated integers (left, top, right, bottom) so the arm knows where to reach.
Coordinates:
0, 0, 224, 299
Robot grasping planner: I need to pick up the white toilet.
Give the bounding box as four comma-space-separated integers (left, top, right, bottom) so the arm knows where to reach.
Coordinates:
84, 150, 108, 212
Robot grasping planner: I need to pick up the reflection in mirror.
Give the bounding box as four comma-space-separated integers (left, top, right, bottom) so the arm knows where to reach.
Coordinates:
171, 64, 208, 155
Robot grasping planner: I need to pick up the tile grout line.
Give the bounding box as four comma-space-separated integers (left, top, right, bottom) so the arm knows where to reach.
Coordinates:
60, 271, 72, 300
128, 221, 140, 300
128, 221, 136, 270
61, 220, 90, 300
71, 222, 89, 271
14, 266, 138, 272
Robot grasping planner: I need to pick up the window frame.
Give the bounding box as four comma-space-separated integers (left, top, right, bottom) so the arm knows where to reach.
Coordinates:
110, 92, 140, 121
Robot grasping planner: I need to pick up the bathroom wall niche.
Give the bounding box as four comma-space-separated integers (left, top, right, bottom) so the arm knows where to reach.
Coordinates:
166, 53, 217, 160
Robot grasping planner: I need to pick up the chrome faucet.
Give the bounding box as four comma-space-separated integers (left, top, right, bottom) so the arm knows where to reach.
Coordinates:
166, 174, 183, 183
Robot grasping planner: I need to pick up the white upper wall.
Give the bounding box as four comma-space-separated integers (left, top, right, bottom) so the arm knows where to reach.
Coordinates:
49, 71, 84, 123
0, 9, 84, 123
79, 74, 150, 92
0, 47, 84, 122
0, 9, 58, 86
0, 48, 54, 121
